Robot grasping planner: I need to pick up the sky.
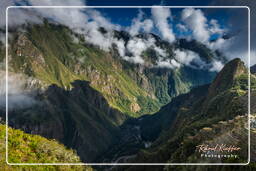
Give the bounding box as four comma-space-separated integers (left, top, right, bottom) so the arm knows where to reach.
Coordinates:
0, 0, 254, 67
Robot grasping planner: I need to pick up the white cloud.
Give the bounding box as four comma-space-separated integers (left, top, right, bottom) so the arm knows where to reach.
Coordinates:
30, 0, 85, 6
25, 1, 124, 52
1, 4, 236, 70
1, 0, 87, 28
209, 60, 224, 72
157, 58, 180, 69
151, 7, 175, 43
179, 8, 233, 68
129, 10, 153, 36
143, 19, 154, 33
208, 37, 228, 50
8, 8, 43, 27
211, 33, 250, 66
18, 1, 120, 51
170, 59, 181, 68
1, 0, 119, 52
176, 23, 188, 32
0, 71, 37, 110
128, 10, 143, 36
123, 37, 155, 64
209, 19, 225, 35
174, 49, 200, 66
173, 48, 223, 71
113, 39, 126, 57
156, 48, 208, 70
154, 46, 167, 57
181, 8, 210, 43
118, 36, 170, 65
81, 22, 116, 51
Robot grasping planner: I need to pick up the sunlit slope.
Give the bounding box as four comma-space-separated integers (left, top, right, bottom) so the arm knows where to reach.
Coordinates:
0, 124, 93, 171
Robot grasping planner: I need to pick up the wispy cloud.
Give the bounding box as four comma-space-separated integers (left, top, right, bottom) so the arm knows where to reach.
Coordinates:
151, 7, 175, 43
128, 10, 153, 36
181, 8, 210, 43
123, 37, 155, 64
1, 3, 232, 70
0, 71, 38, 110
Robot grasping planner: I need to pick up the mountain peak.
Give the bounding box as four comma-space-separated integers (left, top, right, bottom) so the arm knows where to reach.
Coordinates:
207, 58, 247, 97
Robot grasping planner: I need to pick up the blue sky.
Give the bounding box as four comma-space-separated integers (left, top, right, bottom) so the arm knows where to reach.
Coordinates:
81, 7, 248, 46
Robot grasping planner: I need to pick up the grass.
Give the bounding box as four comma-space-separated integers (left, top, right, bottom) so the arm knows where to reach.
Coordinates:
0, 124, 93, 171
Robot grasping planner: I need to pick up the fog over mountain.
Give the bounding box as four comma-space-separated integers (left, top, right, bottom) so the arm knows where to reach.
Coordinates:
0, 0, 252, 67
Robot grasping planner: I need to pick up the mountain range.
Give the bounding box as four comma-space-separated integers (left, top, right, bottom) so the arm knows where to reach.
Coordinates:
0, 20, 254, 171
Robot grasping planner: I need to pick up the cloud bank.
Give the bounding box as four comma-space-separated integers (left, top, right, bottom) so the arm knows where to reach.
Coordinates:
0, 3, 237, 70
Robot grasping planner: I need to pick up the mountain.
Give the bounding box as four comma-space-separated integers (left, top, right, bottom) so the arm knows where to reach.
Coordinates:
0, 124, 92, 171
8, 80, 126, 162
206, 58, 247, 98
8, 23, 159, 117
108, 58, 255, 170
6, 21, 219, 117
139, 58, 249, 142
0, 20, 229, 165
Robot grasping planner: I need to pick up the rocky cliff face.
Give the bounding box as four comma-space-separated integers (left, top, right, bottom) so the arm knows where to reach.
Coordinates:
207, 58, 247, 98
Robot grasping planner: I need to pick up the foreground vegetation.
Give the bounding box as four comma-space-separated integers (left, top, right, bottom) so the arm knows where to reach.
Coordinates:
0, 124, 92, 171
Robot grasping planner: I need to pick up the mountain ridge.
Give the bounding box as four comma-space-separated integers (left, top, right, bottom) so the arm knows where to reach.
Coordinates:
107, 58, 253, 169
6, 21, 220, 117
0, 21, 236, 165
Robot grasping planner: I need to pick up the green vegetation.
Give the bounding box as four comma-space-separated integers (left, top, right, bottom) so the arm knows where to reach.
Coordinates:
0, 124, 93, 171
8, 21, 217, 117
2, 21, 231, 167
116, 58, 252, 169
9, 22, 161, 117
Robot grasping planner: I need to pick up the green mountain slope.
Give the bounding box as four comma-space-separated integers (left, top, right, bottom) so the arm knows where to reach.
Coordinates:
139, 58, 251, 142
109, 58, 255, 170
1, 21, 225, 164
0, 124, 92, 171
9, 22, 160, 117
8, 21, 218, 117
